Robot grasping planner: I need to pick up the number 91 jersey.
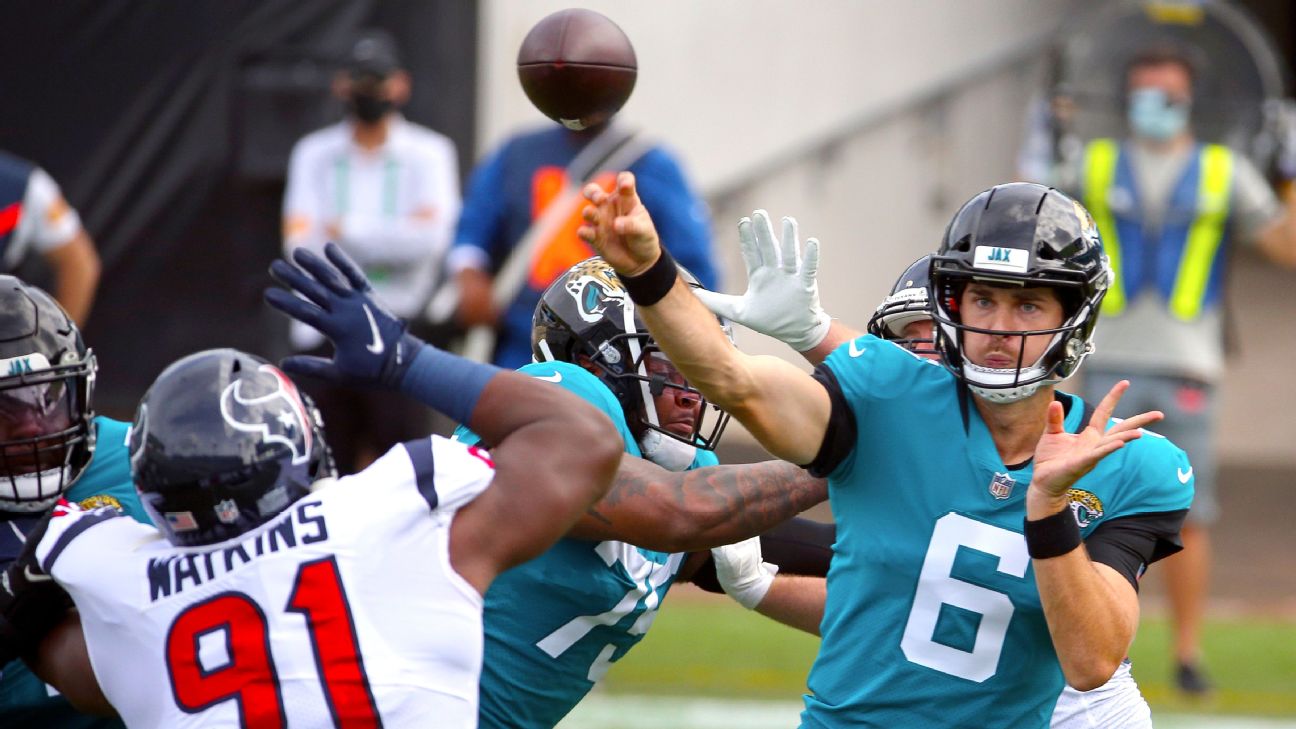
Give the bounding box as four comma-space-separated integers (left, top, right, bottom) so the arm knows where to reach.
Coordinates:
36, 435, 494, 729
803, 337, 1192, 729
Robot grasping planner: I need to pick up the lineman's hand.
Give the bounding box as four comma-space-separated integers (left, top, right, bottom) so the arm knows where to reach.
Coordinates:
1029, 380, 1163, 511
695, 211, 830, 351
577, 171, 662, 277
265, 242, 422, 389
711, 536, 780, 609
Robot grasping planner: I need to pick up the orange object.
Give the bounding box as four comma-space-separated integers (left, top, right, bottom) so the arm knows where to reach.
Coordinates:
526, 167, 616, 290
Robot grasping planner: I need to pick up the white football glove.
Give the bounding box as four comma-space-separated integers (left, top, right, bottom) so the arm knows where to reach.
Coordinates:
694, 210, 830, 352
711, 536, 779, 610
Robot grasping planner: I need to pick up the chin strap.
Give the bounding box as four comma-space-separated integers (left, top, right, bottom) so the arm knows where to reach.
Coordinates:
638, 429, 697, 472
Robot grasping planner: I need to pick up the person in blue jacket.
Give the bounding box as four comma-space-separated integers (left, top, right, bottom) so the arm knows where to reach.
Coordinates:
448, 123, 718, 368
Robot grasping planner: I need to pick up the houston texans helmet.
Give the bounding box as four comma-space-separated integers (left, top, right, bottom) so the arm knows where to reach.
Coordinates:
929, 183, 1110, 402
866, 255, 937, 356
0, 276, 97, 512
130, 349, 335, 546
532, 257, 730, 453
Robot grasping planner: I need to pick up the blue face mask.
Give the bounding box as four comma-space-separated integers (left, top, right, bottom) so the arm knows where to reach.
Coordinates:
1127, 88, 1190, 141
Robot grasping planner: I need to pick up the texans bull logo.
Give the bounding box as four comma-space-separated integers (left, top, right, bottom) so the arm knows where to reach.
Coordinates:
219, 365, 313, 465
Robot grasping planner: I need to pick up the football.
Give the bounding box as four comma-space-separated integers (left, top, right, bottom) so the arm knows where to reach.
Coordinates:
517, 8, 637, 131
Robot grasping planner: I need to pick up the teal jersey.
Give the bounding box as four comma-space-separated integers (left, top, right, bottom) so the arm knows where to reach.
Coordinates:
0, 417, 151, 728
454, 361, 719, 728
802, 337, 1192, 729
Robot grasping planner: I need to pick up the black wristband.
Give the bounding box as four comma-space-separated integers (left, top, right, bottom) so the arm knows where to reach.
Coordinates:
620, 247, 678, 306
1023, 506, 1082, 559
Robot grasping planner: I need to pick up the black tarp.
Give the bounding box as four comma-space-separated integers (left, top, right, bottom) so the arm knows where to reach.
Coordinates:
0, 0, 477, 418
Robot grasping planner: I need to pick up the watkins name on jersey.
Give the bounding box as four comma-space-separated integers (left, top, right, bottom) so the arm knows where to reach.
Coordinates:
146, 499, 328, 601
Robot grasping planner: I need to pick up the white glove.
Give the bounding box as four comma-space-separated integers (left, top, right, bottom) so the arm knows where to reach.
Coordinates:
694, 210, 830, 352
711, 536, 779, 609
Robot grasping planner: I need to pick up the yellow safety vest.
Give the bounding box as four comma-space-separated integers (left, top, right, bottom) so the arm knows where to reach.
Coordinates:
1081, 138, 1233, 320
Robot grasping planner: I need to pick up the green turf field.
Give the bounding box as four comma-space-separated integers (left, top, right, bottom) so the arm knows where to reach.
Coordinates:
592, 593, 1296, 719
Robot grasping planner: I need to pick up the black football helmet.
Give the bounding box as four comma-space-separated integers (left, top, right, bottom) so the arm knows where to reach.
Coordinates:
866, 255, 937, 356
532, 257, 730, 451
930, 183, 1110, 402
130, 349, 335, 547
0, 276, 97, 512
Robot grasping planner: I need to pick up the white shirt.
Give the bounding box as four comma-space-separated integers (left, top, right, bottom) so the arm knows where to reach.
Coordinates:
283, 117, 460, 350
39, 436, 492, 729
3, 166, 83, 270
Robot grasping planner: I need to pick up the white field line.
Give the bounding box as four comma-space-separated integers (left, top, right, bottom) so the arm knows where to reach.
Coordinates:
556, 694, 1296, 729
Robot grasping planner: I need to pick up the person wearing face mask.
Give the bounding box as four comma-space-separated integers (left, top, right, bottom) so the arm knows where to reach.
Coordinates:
1058, 45, 1296, 696
282, 28, 460, 474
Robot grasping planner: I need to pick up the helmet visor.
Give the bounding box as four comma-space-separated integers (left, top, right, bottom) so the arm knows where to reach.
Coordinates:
0, 379, 85, 505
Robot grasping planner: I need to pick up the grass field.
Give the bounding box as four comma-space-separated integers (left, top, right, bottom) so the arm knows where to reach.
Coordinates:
557, 591, 1296, 727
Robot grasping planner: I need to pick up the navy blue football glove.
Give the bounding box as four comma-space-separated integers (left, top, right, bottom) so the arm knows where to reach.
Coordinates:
265, 243, 424, 389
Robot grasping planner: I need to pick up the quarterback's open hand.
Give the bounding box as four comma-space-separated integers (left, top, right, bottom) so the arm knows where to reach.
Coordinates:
695, 211, 830, 351
1028, 380, 1164, 511
577, 171, 662, 277
265, 242, 421, 389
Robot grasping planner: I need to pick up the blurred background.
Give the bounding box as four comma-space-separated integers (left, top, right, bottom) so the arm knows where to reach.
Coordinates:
1, 1, 1292, 725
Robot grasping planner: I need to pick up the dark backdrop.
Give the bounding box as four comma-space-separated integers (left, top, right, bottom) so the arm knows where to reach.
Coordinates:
0, 0, 477, 418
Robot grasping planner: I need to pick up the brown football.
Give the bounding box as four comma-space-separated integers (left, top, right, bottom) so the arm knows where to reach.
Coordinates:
517, 8, 637, 131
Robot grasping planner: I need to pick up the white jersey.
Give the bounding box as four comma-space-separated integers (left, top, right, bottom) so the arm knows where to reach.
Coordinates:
2, 166, 83, 269
37, 435, 492, 729
1051, 660, 1152, 729
283, 117, 460, 350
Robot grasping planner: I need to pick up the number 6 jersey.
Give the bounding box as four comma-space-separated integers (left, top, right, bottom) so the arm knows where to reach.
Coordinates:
801, 337, 1192, 729
35, 435, 494, 729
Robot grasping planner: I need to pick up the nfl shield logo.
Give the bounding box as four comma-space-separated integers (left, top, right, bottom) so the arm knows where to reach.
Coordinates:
989, 472, 1016, 500
214, 499, 241, 524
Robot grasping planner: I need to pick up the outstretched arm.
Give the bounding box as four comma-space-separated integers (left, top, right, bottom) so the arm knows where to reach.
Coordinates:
450, 370, 623, 590
43, 229, 100, 327
1027, 380, 1163, 690
569, 458, 828, 552
579, 173, 831, 464
265, 243, 621, 593
709, 537, 826, 636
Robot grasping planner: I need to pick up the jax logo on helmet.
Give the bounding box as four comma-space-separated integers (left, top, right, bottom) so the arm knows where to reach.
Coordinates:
973, 245, 1030, 273
219, 365, 312, 465
565, 258, 629, 323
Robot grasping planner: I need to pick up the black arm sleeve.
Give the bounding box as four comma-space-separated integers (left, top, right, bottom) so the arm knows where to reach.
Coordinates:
760, 517, 836, 577
685, 517, 837, 594
805, 364, 857, 478
1085, 509, 1189, 591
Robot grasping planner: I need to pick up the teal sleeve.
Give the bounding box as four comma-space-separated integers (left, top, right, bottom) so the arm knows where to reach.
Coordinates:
1116, 431, 1196, 516
452, 362, 639, 454
819, 335, 909, 480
